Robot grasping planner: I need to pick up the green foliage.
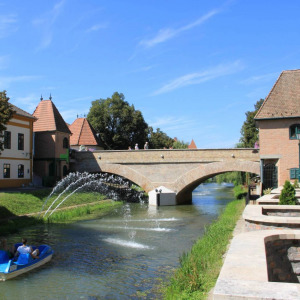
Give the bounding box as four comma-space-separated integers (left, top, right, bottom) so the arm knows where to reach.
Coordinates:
0, 91, 14, 152
294, 179, 300, 189
263, 188, 272, 195
279, 180, 297, 205
148, 126, 174, 149
239, 98, 264, 148
172, 139, 189, 149
163, 199, 245, 299
215, 172, 244, 185
233, 185, 247, 199
87, 92, 148, 149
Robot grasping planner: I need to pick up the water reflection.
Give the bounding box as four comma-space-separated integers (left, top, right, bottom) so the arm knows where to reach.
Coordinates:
0, 183, 234, 299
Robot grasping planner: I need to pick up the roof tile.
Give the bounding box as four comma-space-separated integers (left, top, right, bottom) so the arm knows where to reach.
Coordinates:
255, 70, 300, 119
33, 100, 71, 133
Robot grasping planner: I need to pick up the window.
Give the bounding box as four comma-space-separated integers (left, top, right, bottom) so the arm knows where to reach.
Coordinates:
18, 164, 24, 178
63, 165, 68, 176
4, 131, 11, 149
3, 164, 10, 178
18, 133, 24, 150
63, 137, 69, 148
290, 124, 300, 139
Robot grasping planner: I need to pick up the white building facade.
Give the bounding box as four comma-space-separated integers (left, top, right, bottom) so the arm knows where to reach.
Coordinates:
0, 105, 36, 188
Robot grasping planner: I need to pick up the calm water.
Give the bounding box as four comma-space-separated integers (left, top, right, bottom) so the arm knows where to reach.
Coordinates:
0, 183, 234, 300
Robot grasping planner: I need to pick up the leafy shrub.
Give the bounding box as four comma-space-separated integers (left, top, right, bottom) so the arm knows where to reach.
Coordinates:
263, 188, 272, 195
294, 179, 300, 189
233, 185, 247, 199
279, 180, 297, 205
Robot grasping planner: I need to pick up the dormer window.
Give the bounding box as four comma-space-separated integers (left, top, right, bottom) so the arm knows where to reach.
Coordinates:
289, 124, 300, 139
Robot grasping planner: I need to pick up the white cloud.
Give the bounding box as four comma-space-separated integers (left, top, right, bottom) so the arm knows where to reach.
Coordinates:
33, 0, 66, 50
13, 93, 39, 113
0, 55, 9, 69
60, 108, 85, 123
153, 60, 244, 95
0, 14, 18, 38
0, 75, 41, 88
86, 23, 107, 33
139, 9, 219, 48
240, 72, 279, 85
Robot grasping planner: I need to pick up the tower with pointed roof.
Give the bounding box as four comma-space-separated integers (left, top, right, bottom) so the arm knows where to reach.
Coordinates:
68, 117, 104, 151
33, 97, 71, 186
255, 69, 300, 189
188, 139, 197, 149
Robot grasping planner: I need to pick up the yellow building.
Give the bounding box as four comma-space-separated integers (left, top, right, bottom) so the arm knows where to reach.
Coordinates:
0, 105, 36, 188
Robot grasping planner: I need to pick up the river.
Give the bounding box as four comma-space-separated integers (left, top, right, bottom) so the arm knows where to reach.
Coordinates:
0, 183, 234, 299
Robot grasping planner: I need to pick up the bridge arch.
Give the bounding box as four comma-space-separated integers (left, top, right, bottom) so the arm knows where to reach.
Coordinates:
98, 163, 155, 192
175, 160, 260, 204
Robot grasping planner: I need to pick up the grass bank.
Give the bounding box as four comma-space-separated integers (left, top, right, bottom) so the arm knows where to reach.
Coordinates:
0, 189, 122, 235
163, 188, 246, 300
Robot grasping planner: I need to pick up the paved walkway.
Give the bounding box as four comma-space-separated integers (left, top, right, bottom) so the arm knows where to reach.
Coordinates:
207, 215, 246, 299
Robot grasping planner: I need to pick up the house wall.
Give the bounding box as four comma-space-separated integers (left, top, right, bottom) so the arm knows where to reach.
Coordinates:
33, 131, 70, 181
258, 118, 300, 186
0, 115, 34, 187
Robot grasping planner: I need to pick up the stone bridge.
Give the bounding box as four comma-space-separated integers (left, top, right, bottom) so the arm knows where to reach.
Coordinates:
70, 148, 260, 204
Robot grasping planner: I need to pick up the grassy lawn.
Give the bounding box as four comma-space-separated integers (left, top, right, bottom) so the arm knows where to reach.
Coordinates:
0, 189, 122, 235
163, 198, 245, 300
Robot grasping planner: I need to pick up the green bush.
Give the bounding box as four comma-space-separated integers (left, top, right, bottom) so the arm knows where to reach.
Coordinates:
233, 185, 247, 199
294, 179, 300, 189
263, 188, 272, 195
279, 180, 297, 205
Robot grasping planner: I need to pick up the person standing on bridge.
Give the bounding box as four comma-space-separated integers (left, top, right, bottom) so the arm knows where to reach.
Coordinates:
144, 142, 149, 149
135, 143, 139, 150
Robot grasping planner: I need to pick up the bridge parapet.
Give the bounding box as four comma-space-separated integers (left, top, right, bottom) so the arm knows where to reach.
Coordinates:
73, 148, 259, 164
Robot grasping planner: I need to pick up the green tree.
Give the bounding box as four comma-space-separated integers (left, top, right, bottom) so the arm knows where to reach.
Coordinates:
148, 127, 174, 149
172, 139, 188, 149
279, 180, 297, 205
0, 91, 14, 152
239, 98, 264, 148
87, 92, 148, 150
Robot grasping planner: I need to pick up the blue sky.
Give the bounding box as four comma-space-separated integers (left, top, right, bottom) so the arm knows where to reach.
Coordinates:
1, 0, 300, 148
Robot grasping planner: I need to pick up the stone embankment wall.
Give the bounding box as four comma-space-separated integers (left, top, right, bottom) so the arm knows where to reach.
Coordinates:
266, 239, 300, 283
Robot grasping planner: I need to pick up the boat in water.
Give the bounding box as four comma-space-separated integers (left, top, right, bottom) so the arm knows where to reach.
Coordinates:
0, 244, 53, 281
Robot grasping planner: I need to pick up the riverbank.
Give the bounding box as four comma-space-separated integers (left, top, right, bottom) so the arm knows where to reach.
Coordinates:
0, 189, 122, 235
163, 186, 246, 300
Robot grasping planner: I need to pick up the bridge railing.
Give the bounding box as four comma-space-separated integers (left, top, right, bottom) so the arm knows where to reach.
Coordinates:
72, 148, 260, 164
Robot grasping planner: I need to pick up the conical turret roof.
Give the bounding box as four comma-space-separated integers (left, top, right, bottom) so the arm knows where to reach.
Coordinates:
33, 99, 71, 134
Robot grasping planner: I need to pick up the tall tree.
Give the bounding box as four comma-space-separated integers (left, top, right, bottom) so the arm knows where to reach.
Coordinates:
148, 127, 174, 149
172, 139, 188, 149
87, 92, 148, 150
0, 91, 14, 152
239, 98, 264, 148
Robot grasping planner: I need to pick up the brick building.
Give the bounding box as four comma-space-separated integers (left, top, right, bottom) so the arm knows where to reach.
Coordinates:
33, 97, 71, 186
255, 69, 300, 189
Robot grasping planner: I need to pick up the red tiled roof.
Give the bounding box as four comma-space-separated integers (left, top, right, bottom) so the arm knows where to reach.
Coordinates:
188, 139, 197, 149
33, 100, 71, 133
255, 69, 300, 119
69, 118, 103, 146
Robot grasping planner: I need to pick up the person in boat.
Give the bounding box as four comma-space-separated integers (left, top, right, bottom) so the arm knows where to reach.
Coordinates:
0, 238, 14, 259
15, 238, 39, 259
